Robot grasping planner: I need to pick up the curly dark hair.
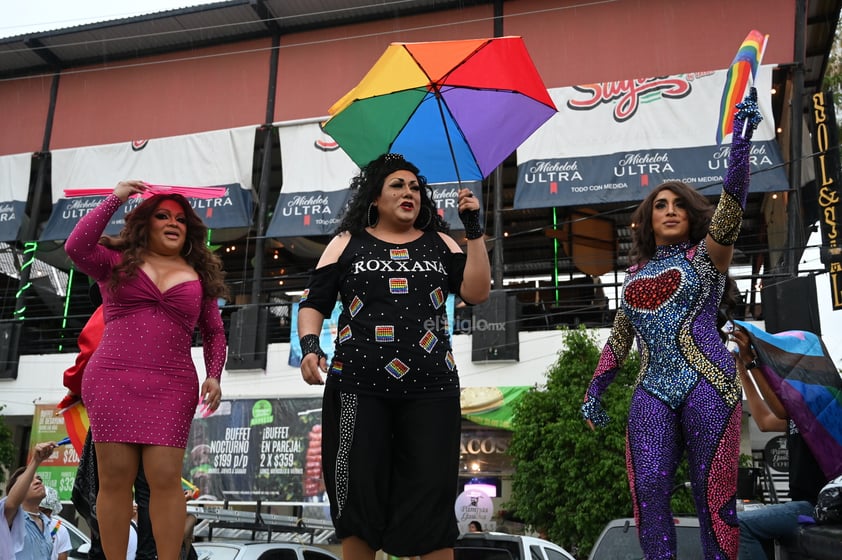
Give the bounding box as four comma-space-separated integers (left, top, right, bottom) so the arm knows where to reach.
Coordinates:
334, 153, 450, 235
628, 181, 714, 265
99, 193, 228, 299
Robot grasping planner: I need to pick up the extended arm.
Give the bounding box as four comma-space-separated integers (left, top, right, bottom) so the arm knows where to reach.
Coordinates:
736, 357, 787, 432
65, 181, 147, 279
438, 189, 491, 304
707, 88, 763, 272
456, 188, 490, 304
3, 442, 56, 528
733, 328, 788, 420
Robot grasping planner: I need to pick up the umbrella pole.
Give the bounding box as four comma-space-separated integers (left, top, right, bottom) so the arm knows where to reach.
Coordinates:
433, 95, 464, 187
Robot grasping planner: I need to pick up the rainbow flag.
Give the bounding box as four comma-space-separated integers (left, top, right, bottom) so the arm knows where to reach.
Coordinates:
716, 30, 768, 144
60, 401, 90, 456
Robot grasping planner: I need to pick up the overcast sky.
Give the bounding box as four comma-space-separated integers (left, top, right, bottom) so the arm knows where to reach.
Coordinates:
0, 0, 224, 38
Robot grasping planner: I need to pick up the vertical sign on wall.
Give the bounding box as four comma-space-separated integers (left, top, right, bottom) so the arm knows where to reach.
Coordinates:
809, 90, 842, 310
28, 404, 80, 500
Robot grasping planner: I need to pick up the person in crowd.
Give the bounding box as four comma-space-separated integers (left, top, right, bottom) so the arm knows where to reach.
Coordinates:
38, 487, 71, 560
299, 153, 490, 560
2, 442, 58, 560
467, 521, 483, 533
732, 327, 828, 559
127, 502, 139, 560
64, 181, 228, 560
581, 88, 763, 560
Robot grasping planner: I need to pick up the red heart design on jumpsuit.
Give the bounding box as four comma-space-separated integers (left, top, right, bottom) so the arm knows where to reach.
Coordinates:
625, 269, 682, 310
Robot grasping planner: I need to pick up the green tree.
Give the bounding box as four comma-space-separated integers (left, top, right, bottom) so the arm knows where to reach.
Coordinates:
822, 18, 842, 122
0, 404, 16, 484
506, 326, 694, 556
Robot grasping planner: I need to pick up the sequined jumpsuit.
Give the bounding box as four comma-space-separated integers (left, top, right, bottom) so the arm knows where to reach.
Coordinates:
582, 115, 754, 559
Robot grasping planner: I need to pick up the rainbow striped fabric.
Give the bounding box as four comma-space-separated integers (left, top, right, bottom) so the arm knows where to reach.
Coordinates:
60, 401, 90, 456
716, 30, 768, 144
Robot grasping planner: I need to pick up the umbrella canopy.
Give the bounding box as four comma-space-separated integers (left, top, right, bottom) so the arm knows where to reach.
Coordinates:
323, 36, 557, 184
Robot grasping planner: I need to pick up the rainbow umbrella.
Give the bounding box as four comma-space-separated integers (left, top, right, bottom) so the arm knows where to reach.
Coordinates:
323, 36, 557, 184
716, 29, 769, 143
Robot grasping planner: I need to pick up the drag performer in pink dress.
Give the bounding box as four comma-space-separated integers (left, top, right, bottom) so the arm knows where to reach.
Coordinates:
581, 90, 763, 559
65, 181, 228, 560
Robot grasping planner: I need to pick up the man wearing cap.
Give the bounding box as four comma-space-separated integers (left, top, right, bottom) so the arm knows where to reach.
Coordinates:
38, 488, 70, 560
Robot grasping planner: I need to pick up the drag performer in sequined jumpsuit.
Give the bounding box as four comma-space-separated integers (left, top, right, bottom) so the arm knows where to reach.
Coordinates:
581, 89, 763, 560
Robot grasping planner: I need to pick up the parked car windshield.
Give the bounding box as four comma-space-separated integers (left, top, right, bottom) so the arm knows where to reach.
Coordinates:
454, 548, 514, 560
590, 525, 702, 560
455, 537, 520, 560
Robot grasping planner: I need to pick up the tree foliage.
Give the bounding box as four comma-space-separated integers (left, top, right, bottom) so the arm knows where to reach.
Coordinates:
506, 326, 694, 556
0, 405, 16, 484
822, 18, 842, 123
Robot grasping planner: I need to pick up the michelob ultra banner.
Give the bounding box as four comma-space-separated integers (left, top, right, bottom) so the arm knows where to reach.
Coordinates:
515, 65, 787, 208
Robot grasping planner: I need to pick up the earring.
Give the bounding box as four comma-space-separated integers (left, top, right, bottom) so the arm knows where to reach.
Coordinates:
367, 203, 379, 228
183, 240, 193, 256
415, 206, 432, 230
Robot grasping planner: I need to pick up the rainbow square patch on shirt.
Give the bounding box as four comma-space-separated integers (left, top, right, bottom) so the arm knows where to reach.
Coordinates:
375, 325, 395, 342
419, 330, 438, 353
330, 361, 343, 375
349, 296, 364, 317
390, 248, 410, 260
385, 358, 409, 379
338, 325, 352, 343
445, 351, 456, 371
389, 278, 409, 294
300, 288, 310, 302
429, 287, 445, 309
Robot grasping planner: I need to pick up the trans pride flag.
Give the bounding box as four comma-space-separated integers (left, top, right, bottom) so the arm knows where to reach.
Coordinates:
736, 321, 842, 479
716, 30, 768, 143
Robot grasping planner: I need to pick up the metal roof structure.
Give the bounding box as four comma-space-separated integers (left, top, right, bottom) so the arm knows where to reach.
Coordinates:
1, 0, 838, 98
0, 1, 491, 79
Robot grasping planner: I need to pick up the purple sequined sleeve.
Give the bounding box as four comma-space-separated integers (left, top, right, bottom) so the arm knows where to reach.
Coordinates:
65, 194, 124, 279
708, 101, 756, 246
198, 296, 227, 380
581, 309, 634, 426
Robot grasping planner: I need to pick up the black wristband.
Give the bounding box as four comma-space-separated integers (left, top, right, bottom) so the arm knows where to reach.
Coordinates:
745, 359, 758, 371
459, 209, 484, 240
300, 334, 326, 360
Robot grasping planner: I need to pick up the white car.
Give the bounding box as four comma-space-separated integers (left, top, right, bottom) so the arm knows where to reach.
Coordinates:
55, 515, 92, 559
193, 541, 341, 560
455, 532, 576, 560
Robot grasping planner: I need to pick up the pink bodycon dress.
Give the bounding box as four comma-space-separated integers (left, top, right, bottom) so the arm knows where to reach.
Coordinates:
65, 194, 227, 448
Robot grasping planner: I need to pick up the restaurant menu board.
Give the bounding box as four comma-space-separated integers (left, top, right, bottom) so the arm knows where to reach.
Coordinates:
28, 404, 80, 500
183, 397, 327, 502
